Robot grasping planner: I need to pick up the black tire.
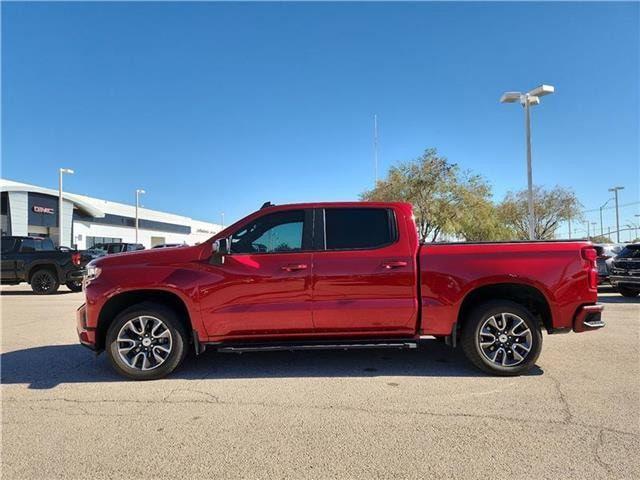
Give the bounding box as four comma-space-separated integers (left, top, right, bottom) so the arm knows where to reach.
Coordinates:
618, 287, 639, 298
30, 269, 60, 295
66, 281, 83, 292
105, 302, 188, 380
461, 300, 542, 376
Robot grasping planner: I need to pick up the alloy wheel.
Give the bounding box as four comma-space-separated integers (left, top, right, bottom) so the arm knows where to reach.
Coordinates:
116, 316, 173, 371
478, 312, 533, 367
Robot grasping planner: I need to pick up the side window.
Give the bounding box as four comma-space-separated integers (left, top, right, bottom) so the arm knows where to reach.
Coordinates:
41, 238, 55, 251
324, 208, 395, 250
20, 239, 36, 253
1, 237, 17, 253
231, 210, 305, 254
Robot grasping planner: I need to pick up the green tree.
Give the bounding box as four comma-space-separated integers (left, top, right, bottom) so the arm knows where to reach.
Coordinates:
497, 186, 582, 240
361, 148, 506, 242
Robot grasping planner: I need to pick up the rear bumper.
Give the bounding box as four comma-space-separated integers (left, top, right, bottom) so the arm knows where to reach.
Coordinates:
573, 304, 605, 333
76, 303, 97, 350
66, 268, 87, 282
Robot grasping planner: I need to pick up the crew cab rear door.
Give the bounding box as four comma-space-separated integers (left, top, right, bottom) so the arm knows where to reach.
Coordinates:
199, 208, 314, 339
311, 206, 418, 336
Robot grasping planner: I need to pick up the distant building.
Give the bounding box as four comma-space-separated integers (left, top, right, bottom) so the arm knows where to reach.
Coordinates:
1, 178, 222, 249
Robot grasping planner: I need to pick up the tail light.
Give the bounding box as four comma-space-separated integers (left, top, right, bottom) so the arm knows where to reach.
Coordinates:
72, 252, 81, 266
582, 247, 598, 289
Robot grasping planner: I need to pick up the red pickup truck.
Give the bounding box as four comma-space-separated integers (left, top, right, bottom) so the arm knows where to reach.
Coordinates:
77, 202, 604, 380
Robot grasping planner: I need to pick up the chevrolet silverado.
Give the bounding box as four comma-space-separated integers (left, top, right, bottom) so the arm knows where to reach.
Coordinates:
77, 202, 604, 379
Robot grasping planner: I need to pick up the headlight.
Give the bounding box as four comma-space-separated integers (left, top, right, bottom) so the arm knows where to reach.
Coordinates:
86, 265, 102, 282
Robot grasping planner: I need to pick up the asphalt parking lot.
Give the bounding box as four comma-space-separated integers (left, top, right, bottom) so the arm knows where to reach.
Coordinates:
1, 285, 638, 479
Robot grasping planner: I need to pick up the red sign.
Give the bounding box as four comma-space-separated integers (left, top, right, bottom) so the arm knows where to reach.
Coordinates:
33, 205, 55, 215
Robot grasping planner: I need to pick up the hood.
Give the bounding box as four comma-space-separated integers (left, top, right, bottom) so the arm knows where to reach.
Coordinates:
91, 243, 212, 269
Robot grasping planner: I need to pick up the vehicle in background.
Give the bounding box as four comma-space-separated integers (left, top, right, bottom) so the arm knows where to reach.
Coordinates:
77, 202, 604, 380
1, 236, 88, 294
84, 242, 145, 260
609, 243, 640, 297
595, 243, 624, 284
152, 243, 185, 249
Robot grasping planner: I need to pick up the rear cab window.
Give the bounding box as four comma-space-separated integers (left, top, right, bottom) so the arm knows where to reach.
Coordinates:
323, 208, 397, 250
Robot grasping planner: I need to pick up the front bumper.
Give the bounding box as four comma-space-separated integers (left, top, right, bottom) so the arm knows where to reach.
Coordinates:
609, 275, 640, 289
76, 303, 97, 350
573, 304, 605, 333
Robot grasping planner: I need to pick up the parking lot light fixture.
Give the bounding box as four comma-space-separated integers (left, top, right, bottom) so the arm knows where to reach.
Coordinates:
135, 189, 146, 243
500, 84, 555, 240
608, 186, 624, 242
58, 168, 75, 247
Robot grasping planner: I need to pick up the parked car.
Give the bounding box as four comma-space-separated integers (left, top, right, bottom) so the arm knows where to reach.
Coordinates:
152, 243, 185, 249
84, 242, 145, 260
609, 243, 640, 297
77, 202, 604, 380
1, 236, 88, 294
595, 243, 624, 284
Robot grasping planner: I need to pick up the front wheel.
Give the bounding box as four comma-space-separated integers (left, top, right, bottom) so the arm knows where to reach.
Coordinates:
618, 287, 639, 298
461, 300, 542, 376
106, 302, 188, 380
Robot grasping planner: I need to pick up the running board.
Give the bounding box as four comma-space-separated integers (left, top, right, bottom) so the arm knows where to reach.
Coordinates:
213, 340, 418, 354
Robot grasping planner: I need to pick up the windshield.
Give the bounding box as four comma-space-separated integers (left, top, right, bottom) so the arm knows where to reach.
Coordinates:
617, 245, 640, 259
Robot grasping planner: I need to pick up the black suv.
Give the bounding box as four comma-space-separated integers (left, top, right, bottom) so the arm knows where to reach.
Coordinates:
1, 236, 88, 294
609, 244, 640, 297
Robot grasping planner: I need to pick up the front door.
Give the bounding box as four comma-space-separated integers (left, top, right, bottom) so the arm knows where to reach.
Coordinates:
199, 208, 314, 340
311, 207, 418, 337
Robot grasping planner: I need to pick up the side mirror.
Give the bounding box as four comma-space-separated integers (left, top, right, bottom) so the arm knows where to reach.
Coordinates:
210, 237, 230, 265
213, 237, 230, 255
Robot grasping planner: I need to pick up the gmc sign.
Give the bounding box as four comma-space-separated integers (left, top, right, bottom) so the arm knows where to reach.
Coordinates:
33, 205, 55, 215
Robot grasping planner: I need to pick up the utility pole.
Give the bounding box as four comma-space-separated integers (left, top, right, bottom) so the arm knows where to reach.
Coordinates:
608, 186, 624, 243
221, 212, 225, 229
568, 215, 572, 239
135, 189, 146, 244
373, 114, 379, 185
58, 168, 74, 247
591, 222, 597, 239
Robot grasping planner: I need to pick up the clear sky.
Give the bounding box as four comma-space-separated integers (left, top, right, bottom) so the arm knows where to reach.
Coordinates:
2, 1, 639, 237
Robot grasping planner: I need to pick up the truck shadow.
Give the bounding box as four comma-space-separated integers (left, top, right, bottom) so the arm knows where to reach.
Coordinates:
1, 342, 543, 389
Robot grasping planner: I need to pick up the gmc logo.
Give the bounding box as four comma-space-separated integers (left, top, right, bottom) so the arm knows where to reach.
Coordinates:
33, 205, 55, 215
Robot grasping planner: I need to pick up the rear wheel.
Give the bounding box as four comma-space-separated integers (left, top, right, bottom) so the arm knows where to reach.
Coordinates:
66, 280, 83, 292
618, 287, 639, 298
461, 300, 542, 376
105, 302, 188, 380
30, 269, 60, 295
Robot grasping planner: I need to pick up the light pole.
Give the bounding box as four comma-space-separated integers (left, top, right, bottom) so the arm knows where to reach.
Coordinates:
221, 212, 225, 229
500, 84, 555, 240
608, 186, 624, 243
135, 189, 146, 243
58, 168, 74, 247
635, 215, 640, 240
591, 222, 597, 240
599, 198, 614, 236
568, 215, 572, 239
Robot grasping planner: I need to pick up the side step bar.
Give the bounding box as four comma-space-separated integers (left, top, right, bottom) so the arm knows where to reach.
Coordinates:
213, 340, 418, 354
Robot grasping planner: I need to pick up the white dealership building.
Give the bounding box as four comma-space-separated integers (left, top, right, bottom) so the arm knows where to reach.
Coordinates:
1, 178, 222, 249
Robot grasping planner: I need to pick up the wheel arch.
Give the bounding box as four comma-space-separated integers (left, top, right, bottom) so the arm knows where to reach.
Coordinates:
27, 262, 61, 283
96, 289, 194, 351
457, 282, 553, 334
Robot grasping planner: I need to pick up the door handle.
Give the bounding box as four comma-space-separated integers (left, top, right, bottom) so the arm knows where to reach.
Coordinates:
281, 264, 308, 272
381, 260, 408, 269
